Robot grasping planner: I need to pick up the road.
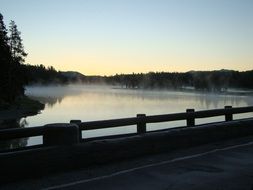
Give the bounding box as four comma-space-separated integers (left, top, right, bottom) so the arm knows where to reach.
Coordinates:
2, 136, 253, 190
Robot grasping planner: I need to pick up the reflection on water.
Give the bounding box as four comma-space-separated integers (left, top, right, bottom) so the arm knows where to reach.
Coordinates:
0, 119, 29, 151
24, 85, 253, 126
1, 84, 253, 149
28, 96, 63, 108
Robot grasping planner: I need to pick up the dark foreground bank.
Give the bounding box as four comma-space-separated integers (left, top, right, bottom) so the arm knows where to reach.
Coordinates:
0, 96, 44, 122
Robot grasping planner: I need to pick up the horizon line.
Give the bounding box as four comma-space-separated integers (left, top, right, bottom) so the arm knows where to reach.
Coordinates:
58, 68, 253, 77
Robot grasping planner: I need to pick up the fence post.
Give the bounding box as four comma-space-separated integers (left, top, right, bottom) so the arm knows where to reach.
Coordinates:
186, 109, 195, 126
137, 114, 146, 134
43, 123, 80, 146
225, 106, 233, 121
70, 120, 82, 141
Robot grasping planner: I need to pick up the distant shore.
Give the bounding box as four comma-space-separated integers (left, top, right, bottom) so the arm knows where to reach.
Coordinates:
111, 86, 253, 96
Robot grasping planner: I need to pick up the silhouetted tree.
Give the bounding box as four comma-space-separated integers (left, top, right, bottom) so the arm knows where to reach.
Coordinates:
9, 20, 27, 63
8, 20, 27, 101
0, 14, 27, 104
0, 13, 12, 102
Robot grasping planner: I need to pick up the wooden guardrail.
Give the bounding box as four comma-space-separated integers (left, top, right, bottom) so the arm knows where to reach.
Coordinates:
0, 126, 44, 141
78, 106, 253, 132
0, 106, 253, 147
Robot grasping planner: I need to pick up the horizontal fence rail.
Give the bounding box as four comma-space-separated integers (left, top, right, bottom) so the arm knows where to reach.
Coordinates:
79, 106, 253, 130
0, 126, 44, 141
0, 106, 253, 148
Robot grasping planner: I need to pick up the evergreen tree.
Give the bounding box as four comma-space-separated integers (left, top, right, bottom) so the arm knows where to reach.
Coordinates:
8, 20, 27, 100
9, 20, 27, 63
0, 13, 12, 102
0, 14, 28, 104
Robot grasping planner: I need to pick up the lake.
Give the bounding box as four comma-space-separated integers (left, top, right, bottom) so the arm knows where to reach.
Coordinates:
2, 85, 253, 149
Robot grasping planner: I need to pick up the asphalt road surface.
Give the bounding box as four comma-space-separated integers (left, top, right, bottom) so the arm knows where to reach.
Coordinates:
2, 136, 253, 190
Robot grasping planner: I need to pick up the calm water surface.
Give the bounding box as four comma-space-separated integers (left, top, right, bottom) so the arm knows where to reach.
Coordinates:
2, 85, 253, 149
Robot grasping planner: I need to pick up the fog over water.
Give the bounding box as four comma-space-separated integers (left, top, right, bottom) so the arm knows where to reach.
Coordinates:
25, 85, 253, 121
21, 85, 253, 143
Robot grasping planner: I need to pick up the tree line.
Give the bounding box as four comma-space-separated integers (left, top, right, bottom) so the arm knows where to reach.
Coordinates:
104, 70, 253, 91
27, 68, 253, 92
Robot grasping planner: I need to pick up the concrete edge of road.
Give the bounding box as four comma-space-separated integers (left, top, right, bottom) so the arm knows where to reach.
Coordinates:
1, 118, 253, 184
42, 140, 253, 190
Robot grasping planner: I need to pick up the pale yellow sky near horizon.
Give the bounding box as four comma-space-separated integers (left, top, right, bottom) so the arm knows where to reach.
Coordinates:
26, 45, 252, 75
2, 0, 252, 76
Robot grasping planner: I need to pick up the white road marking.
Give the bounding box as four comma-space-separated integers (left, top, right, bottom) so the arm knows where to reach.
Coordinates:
43, 141, 253, 190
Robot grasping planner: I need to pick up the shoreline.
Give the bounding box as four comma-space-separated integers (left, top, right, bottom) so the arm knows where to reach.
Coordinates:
111, 86, 253, 96
0, 96, 44, 123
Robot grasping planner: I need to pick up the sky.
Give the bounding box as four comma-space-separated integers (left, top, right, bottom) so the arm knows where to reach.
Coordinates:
0, 0, 253, 75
